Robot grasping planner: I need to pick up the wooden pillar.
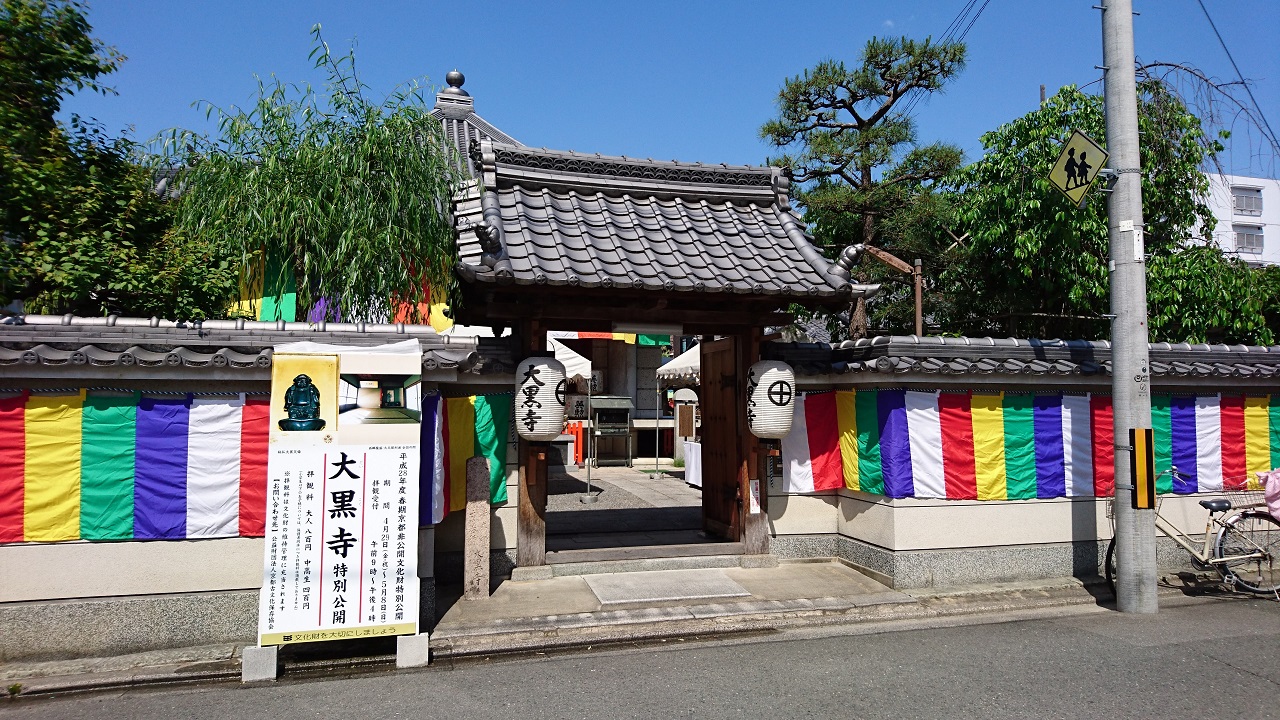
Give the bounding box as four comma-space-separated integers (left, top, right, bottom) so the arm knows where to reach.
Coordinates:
516, 319, 548, 567
740, 327, 770, 555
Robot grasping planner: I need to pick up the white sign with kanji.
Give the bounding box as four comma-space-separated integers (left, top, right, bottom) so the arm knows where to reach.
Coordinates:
258, 444, 419, 645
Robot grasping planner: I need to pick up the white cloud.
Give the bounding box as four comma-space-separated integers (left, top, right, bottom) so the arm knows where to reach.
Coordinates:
883, 19, 895, 28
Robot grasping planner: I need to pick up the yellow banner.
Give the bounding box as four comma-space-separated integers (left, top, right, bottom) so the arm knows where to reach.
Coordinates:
24, 392, 84, 541
260, 622, 417, 646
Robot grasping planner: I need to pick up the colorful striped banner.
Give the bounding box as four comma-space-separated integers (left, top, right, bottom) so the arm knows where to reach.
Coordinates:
0, 393, 270, 544
781, 390, 1279, 500
419, 393, 513, 524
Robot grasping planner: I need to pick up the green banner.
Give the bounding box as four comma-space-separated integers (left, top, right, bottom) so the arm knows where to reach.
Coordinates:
80, 395, 137, 540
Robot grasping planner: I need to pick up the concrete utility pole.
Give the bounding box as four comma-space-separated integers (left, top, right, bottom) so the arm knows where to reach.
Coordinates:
1100, 0, 1157, 613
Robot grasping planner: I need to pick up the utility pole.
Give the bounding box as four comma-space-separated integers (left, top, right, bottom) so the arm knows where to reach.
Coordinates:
1100, 0, 1157, 613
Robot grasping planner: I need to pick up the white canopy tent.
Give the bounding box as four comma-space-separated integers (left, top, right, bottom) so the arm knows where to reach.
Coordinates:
549, 337, 592, 383
655, 344, 699, 387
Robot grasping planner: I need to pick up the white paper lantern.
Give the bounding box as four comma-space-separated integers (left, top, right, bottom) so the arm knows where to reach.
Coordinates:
746, 360, 795, 439
515, 356, 567, 441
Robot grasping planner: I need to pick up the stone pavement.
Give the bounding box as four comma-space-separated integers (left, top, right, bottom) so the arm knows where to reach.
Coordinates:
545, 462, 709, 550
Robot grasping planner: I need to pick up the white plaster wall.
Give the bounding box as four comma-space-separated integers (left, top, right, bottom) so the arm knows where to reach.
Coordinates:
835, 492, 898, 549
766, 493, 838, 535
0, 538, 264, 602
771, 489, 1242, 552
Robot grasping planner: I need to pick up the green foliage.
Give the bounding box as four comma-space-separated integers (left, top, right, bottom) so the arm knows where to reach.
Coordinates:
1148, 246, 1273, 345
6, 120, 238, 316
0, 0, 119, 146
761, 37, 967, 338
941, 82, 1272, 344
0, 0, 238, 317
1257, 265, 1280, 338
166, 27, 466, 323
761, 37, 965, 235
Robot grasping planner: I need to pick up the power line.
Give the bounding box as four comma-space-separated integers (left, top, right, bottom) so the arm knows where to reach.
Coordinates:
939, 0, 979, 40
897, 0, 991, 120
1195, 0, 1280, 154
957, 0, 993, 44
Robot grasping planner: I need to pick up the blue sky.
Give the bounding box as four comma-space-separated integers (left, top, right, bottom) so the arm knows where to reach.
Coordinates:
62, 0, 1278, 178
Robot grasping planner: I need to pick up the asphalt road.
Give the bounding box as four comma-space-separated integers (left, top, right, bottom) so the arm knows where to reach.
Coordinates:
5, 595, 1278, 720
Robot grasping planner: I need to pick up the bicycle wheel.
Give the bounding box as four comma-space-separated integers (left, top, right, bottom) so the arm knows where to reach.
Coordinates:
1104, 537, 1117, 594
1214, 510, 1280, 595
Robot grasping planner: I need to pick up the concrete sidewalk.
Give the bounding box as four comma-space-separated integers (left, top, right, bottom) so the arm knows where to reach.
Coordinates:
429, 559, 1127, 660
0, 559, 1137, 698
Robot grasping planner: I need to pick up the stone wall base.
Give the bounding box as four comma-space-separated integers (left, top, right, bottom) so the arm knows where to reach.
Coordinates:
770, 534, 1198, 590
1, 578, 440, 664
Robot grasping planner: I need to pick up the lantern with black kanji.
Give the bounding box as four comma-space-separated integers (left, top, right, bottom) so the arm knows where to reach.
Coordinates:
515, 356, 567, 441
746, 360, 795, 439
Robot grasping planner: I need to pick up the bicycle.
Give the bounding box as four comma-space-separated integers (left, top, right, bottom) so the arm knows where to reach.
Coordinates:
1105, 467, 1280, 596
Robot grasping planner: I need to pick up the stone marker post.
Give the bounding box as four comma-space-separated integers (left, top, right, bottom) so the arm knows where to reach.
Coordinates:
463, 456, 492, 600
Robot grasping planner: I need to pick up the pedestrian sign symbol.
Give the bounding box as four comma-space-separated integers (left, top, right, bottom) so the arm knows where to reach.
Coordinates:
1048, 129, 1109, 207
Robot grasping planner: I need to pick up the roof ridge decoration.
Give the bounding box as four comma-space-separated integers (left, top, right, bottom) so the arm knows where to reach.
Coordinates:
469, 140, 513, 280
430, 70, 521, 177
481, 144, 776, 190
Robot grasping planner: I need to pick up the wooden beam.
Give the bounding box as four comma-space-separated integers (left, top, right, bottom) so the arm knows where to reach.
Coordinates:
740, 326, 770, 556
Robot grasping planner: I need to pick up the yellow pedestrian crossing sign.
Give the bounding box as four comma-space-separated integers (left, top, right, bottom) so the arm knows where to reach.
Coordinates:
1049, 130, 1109, 207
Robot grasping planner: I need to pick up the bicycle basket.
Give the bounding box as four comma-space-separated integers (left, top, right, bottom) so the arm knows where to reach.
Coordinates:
1226, 490, 1266, 511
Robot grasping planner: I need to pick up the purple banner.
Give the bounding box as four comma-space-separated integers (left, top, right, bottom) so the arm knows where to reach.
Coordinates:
878, 389, 913, 498
134, 397, 190, 539
1170, 396, 1199, 494
1033, 394, 1066, 498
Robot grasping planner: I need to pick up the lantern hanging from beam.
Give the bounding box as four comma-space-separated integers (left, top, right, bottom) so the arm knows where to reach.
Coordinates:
515, 356, 567, 441
747, 360, 795, 439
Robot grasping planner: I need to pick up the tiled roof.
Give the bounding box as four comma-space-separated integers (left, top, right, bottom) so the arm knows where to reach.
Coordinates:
763, 336, 1280, 380
454, 141, 878, 301
0, 315, 513, 375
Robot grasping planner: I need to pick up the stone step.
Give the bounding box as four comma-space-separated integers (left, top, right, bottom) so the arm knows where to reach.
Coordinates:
511, 547, 778, 580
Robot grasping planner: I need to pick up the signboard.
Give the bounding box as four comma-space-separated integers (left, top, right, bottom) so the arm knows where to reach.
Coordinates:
1048, 129, 1109, 207
1130, 428, 1155, 510
677, 403, 696, 438
566, 394, 589, 420
258, 344, 422, 646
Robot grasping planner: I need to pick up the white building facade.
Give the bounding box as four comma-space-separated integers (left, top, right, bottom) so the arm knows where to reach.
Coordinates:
1205, 173, 1280, 266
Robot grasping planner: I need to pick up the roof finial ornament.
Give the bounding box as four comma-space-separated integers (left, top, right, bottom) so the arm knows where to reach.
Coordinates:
442, 69, 469, 97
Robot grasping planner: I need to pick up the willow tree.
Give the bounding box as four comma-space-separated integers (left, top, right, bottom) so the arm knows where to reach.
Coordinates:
168, 27, 465, 323
761, 36, 967, 338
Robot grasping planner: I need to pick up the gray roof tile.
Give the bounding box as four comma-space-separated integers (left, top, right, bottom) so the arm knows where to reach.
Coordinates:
1, 316, 514, 377
761, 336, 1280, 382
455, 143, 878, 301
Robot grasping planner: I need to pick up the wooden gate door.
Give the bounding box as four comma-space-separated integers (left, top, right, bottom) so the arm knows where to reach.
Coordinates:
699, 337, 741, 541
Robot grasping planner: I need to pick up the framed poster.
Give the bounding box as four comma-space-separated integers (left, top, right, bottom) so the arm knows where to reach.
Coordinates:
258, 344, 422, 646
